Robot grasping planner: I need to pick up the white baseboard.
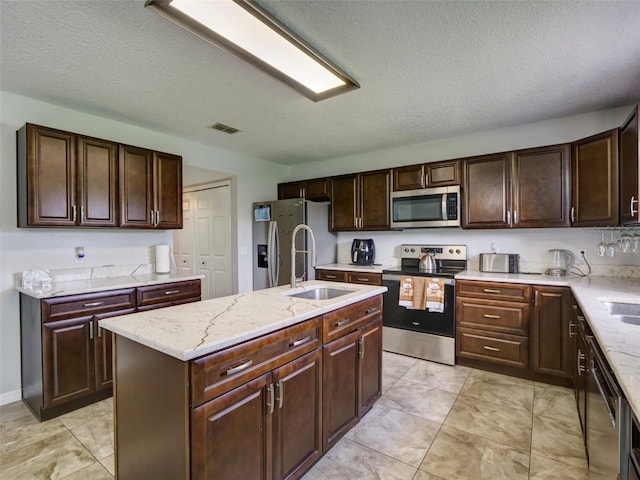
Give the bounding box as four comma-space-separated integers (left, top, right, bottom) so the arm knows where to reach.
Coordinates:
0, 390, 21, 406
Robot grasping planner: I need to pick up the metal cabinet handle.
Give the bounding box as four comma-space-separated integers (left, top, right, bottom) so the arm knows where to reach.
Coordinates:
506, 211, 511, 225
97, 325, 102, 338
483, 345, 500, 352
89, 321, 94, 340
276, 380, 284, 409
570, 206, 576, 223
290, 335, 311, 347
356, 277, 370, 282
80, 206, 85, 222
483, 289, 501, 294
83, 301, 104, 307
631, 196, 638, 216
534, 291, 539, 306
266, 383, 275, 414
164, 290, 180, 295
325, 274, 337, 279
569, 321, 576, 338
577, 350, 586, 375
226, 360, 253, 376
425, 173, 429, 186
150, 210, 154, 225
359, 336, 365, 359
513, 210, 518, 224
365, 307, 379, 315
155, 210, 160, 226
72, 205, 77, 222
483, 314, 501, 319
336, 319, 350, 327
411, 321, 420, 326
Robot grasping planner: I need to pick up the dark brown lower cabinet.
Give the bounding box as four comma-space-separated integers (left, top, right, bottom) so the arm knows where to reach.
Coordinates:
192, 373, 272, 480
322, 317, 382, 450
192, 349, 322, 480
42, 317, 94, 408
532, 286, 572, 384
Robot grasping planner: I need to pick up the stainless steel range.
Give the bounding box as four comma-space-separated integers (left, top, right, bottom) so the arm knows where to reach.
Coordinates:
382, 244, 467, 365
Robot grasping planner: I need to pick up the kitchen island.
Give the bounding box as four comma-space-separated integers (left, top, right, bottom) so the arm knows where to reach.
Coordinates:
99, 280, 386, 480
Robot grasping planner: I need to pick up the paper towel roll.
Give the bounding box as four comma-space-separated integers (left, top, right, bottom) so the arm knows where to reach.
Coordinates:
155, 244, 171, 274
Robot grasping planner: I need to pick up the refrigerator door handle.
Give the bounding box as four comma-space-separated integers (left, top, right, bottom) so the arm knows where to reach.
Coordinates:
273, 221, 280, 286
268, 220, 280, 287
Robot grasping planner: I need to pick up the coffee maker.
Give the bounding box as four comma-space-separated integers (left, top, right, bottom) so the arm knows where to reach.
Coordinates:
351, 239, 375, 265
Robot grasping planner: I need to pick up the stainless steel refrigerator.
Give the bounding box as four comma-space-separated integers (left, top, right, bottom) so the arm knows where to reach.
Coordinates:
253, 199, 336, 290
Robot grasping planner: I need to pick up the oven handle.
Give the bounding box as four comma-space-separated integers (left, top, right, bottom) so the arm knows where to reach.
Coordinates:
382, 273, 454, 286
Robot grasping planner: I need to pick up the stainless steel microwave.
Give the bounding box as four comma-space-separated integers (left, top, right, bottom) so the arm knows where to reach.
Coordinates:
390, 185, 460, 228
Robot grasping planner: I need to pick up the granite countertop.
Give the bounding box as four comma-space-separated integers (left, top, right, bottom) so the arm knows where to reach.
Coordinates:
317, 263, 386, 273
99, 280, 387, 362
456, 270, 640, 418
16, 271, 205, 299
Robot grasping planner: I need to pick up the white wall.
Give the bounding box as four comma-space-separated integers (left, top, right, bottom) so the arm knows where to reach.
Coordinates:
290, 105, 640, 272
0, 91, 289, 402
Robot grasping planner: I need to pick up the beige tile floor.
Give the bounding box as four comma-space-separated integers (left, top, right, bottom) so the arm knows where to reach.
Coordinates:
0, 352, 610, 480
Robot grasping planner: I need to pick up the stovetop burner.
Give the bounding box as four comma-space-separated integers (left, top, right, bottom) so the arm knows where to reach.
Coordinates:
382, 244, 467, 278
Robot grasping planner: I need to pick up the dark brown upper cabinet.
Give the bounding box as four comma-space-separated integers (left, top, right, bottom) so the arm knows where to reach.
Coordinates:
462, 144, 570, 229
17, 124, 118, 228
330, 170, 390, 231
570, 129, 619, 226
620, 104, 639, 225
278, 178, 329, 201
393, 159, 460, 191
119, 146, 182, 229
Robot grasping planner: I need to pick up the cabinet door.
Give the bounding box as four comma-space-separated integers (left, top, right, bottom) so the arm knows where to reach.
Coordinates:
155, 151, 183, 229
77, 136, 118, 227
393, 164, 425, 191
322, 329, 360, 450
272, 350, 322, 480
571, 130, 619, 226
20, 124, 77, 227
330, 174, 358, 231
278, 182, 304, 200
512, 144, 571, 228
94, 309, 135, 391
42, 317, 94, 408
192, 372, 273, 480
620, 105, 639, 225
360, 169, 391, 230
304, 178, 330, 201
532, 286, 572, 379
427, 160, 459, 187
119, 144, 154, 228
359, 318, 382, 416
462, 153, 512, 228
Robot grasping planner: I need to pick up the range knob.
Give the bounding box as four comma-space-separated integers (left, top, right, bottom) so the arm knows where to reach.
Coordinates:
449, 249, 454, 254
456, 249, 461, 254
410, 248, 415, 253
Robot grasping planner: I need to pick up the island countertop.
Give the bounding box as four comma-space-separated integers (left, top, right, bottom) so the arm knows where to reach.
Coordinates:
99, 280, 387, 362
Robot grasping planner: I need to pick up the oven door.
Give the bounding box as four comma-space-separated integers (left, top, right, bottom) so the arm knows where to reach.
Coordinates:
382, 274, 455, 337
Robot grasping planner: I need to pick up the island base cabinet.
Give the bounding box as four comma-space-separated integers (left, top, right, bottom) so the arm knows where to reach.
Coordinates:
192, 373, 272, 480
322, 316, 383, 451
192, 349, 323, 480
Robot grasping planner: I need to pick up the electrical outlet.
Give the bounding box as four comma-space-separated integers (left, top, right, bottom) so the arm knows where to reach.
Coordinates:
576, 248, 587, 264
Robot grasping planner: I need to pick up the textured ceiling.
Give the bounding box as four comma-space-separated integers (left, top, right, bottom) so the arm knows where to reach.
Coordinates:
1, 0, 640, 166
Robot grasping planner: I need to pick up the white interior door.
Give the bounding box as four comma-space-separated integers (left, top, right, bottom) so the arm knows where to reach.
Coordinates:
173, 192, 194, 275
174, 183, 232, 301
196, 186, 232, 299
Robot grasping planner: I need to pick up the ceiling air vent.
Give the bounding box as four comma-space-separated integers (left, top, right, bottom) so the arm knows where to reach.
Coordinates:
210, 123, 241, 134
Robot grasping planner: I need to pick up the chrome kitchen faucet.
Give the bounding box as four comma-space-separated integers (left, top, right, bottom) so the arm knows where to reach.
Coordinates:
291, 224, 316, 288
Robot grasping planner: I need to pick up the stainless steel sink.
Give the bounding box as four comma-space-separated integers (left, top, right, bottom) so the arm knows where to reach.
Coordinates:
286, 287, 354, 300
601, 299, 640, 325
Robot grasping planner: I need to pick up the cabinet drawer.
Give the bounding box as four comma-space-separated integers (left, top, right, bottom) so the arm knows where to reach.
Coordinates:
456, 280, 530, 303
346, 272, 382, 286
42, 289, 136, 322
191, 317, 321, 407
323, 295, 382, 343
456, 298, 529, 336
136, 280, 201, 308
315, 270, 347, 282
456, 327, 529, 369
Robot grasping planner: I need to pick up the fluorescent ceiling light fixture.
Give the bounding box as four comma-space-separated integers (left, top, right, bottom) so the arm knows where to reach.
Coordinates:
145, 0, 360, 101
